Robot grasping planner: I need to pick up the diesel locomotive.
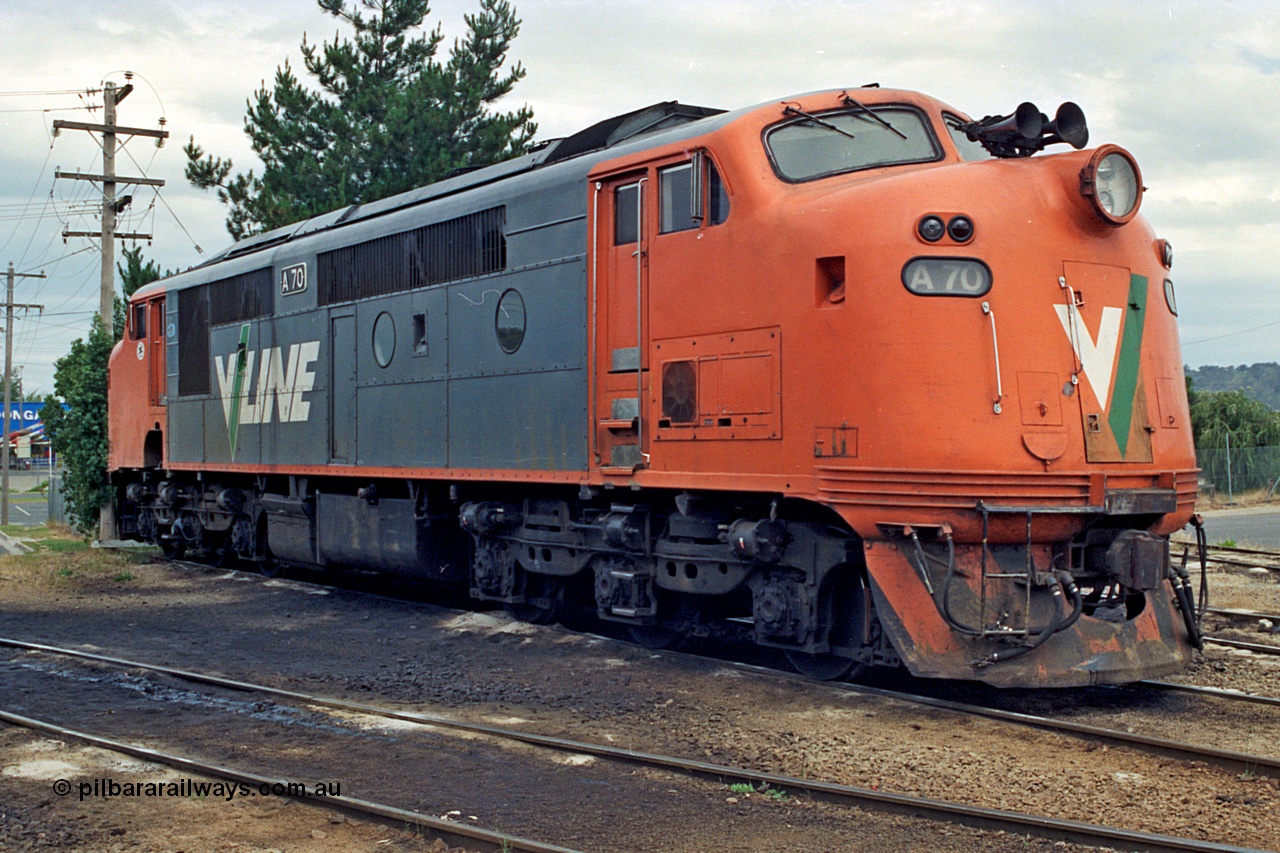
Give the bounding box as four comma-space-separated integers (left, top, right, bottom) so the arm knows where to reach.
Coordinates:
108, 86, 1202, 687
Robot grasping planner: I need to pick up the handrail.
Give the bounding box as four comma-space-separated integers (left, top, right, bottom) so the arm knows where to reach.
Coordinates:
981, 301, 1003, 414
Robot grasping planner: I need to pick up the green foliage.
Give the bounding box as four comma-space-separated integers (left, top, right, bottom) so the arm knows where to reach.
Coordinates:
1190, 389, 1280, 493
42, 317, 113, 533
1190, 390, 1280, 448
1185, 363, 1280, 410
44, 246, 166, 534
185, 0, 536, 240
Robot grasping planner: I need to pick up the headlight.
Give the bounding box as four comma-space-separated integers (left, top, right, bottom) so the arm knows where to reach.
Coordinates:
1079, 145, 1143, 224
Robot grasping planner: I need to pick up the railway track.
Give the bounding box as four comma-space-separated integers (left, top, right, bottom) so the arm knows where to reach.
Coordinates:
1205, 636, 1280, 657
165, 559, 1280, 740
0, 706, 577, 853
1173, 540, 1280, 574
1200, 605, 1280, 656
0, 637, 1269, 853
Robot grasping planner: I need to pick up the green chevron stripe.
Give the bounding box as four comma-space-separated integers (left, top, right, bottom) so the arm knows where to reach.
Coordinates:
227, 323, 251, 458
1108, 275, 1147, 457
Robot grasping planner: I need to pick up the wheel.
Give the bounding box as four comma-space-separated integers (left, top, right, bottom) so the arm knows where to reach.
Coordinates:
628, 624, 683, 650
256, 554, 280, 578
209, 537, 238, 569
504, 576, 564, 625
786, 567, 871, 681
159, 539, 186, 560
784, 649, 857, 680
505, 602, 557, 625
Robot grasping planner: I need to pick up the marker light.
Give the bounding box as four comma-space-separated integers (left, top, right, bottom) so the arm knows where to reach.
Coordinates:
947, 215, 974, 242
918, 215, 945, 242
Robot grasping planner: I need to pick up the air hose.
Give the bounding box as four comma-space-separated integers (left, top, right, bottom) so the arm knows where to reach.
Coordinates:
1170, 516, 1208, 651
907, 530, 1084, 659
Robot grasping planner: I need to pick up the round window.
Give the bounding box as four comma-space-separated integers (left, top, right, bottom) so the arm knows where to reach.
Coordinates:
372, 311, 395, 367
495, 289, 526, 354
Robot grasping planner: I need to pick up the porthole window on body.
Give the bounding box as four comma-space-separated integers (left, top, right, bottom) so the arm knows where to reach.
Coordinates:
496, 289, 526, 353
372, 311, 395, 367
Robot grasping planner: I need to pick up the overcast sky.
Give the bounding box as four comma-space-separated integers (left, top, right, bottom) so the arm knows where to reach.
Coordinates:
1, 0, 1276, 395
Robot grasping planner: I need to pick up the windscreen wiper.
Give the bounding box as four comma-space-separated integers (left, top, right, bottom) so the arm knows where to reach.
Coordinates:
840, 92, 908, 140
782, 105, 858, 143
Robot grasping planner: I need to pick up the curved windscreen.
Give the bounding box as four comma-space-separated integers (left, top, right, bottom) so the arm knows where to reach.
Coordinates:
766, 107, 941, 181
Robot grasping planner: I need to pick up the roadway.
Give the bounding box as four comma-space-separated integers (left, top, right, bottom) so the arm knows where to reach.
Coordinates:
1198, 505, 1280, 550
0, 470, 52, 528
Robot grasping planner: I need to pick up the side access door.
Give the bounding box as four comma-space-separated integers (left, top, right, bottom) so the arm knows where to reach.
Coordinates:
593, 173, 650, 471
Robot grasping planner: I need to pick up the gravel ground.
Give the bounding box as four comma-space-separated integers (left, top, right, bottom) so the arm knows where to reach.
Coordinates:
0, 545, 1278, 851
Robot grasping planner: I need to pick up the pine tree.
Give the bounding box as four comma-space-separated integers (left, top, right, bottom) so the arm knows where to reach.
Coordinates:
185, 0, 536, 240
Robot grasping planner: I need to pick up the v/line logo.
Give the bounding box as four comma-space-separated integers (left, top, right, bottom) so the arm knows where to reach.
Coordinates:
1051, 273, 1149, 458
215, 324, 320, 456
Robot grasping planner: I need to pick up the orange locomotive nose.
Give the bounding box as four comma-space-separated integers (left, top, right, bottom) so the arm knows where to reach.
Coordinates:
782, 109, 1194, 685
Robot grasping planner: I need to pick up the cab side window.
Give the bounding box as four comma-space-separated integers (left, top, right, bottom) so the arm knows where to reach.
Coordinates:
659, 164, 697, 234
709, 161, 729, 226
659, 155, 730, 234
130, 303, 147, 341
614, 183, 641, 244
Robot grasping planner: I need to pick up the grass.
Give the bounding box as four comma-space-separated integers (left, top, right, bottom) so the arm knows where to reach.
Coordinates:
1198, 486, 1276, 509
0, 523, 154, 591
727, 782, 788, 801
1, 522, 90, 554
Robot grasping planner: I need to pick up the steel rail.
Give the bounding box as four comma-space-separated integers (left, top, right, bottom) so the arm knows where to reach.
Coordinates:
0, 707, 580, 853
1141, 679, 1280, 707
1206, 636, 1280, 656
6, 635, 1280, 778
1173, 541, 1280, 559
589, 634, 1280, 776
1205, 607, 1280, 623
1204, 556, 1280, 572
163, 564, 1280, 748
0, 636, 1273, 853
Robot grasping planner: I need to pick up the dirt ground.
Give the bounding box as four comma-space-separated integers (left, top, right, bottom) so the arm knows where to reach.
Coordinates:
0, 725, 463, 853
0, 534, 1278, 851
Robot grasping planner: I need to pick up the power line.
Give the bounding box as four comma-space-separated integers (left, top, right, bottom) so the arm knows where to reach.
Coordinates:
1183, 319, 1280, 346
0, 89, 100, 97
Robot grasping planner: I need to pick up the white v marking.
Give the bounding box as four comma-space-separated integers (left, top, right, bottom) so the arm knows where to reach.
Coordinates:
1055, 305, 1122, 411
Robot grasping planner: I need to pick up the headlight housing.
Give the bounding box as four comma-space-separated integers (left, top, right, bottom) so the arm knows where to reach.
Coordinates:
1079, 145, 1143, 224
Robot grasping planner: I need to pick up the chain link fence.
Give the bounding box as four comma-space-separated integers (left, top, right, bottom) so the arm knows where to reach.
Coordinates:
1196, 445, 1280, 498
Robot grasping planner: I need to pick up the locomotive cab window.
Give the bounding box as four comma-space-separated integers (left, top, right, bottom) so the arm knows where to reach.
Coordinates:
944, 114, 996, 162
766, 106, 941, 181
614, 183, 641, 245
659, 155, 730, 234
130, 304, 147, 340
659, 164, 697, 234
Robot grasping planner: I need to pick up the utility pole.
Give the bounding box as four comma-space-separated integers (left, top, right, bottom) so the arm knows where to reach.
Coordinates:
53, 76, 168, 338
53, 75, 168, 538
2, 263, 44, 526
